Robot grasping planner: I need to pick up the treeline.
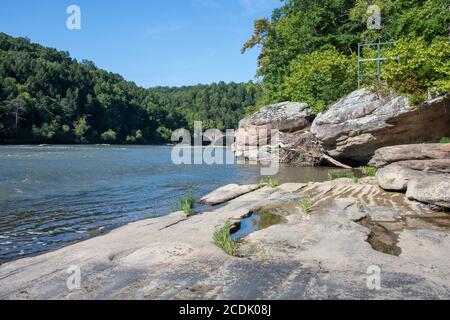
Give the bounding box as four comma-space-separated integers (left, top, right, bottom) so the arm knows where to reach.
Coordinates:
0, 32, 258, 144
243, 0, 450, 113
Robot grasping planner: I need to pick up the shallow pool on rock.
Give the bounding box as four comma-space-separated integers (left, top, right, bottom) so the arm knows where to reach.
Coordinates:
231, 210, 284, 241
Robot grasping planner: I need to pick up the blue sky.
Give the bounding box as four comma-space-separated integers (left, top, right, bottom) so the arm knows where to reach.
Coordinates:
0, 0, 281, 88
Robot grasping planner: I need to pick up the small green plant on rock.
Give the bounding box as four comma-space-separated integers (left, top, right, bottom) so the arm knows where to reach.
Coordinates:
329, 171, 358, 182
213, 221, 236, 256
440, 137, 450, 144
258, 177, 280, 188
173, 192, 196, 217
181, 199, 194, 217
361, 166, 377, 177
299, 197, 313, 216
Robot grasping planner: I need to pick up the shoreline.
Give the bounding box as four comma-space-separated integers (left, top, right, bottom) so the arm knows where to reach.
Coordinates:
1, 178, 449, 300
0, 144, 345, 266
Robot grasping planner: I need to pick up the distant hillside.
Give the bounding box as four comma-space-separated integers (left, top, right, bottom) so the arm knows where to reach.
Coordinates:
0, 32, 258, 144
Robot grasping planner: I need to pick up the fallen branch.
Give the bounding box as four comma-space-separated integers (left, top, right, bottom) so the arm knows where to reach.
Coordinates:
321, 154, 353, 169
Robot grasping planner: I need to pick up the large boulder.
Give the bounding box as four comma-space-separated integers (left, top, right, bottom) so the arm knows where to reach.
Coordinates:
311, 88, 450, 163
233, 102, 322, 166
406, 175, 450, 210
370, 144, 450, 168
238, 102, 313, 133
234, 102, 313, 150
375, 159, 450, 191
372, 144, 450, 210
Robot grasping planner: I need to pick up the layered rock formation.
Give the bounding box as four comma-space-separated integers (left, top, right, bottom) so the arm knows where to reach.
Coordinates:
233, 102, 324, 166
311, 89, 450, 164
234, 89, 449, 166
370, 144, 450, 210
238, 101, 313, 133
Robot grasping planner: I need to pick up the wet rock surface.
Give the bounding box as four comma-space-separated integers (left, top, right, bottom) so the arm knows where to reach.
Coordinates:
1, 178, 449, 300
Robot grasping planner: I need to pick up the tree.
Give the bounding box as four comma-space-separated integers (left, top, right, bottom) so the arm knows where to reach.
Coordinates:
243, 0, 450, 109
0, 32, 259, 144
283, 47, 357, 113
73, 116, 89, 143
101, 129, 117, 142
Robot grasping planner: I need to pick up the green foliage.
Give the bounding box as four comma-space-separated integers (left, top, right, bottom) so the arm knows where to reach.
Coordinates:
283, 48, 357, 114
329, 171, 358, 182
62, 125, 71, 133
243, 0, 450, 108
73, 116, 89, 143
440, 137, 450, 144
258, 177, 280, 188
382, 38, 450, 104
213, 221, 236, 256
299, 197, 312, 215
181, 199, 194, 217
126, 129, 144, 144
174, 192, 196, 217
361, 166, 377, 177
156, 126, 173, 142
350, 0, 450, 43
32, 120, 59, 141
101, 129, 117, 142
0, 33, 258, 144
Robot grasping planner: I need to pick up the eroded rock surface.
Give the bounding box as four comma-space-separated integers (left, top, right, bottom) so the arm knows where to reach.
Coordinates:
372, 144, 450, 210
239, 102, 313, 133
232, 102, 324, 166
1, 179, 449, 300
311, 89, 450, 163
370, 143, 450, 168
406, 176, 450, 209
199, 184, 260, 205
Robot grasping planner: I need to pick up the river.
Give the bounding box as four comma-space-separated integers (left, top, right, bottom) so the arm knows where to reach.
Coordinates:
0, 145, 335, 263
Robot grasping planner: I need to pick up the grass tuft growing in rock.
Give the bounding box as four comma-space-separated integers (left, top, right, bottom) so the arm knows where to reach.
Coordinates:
213, 221, 236, 256
361, 166, 377, 177
328, 171, 358, 182
299, 197, 313, 215
173, 192, 196, 217
258, 177, 280, 188
440, 137, 450, 144
181, 199, 194, 216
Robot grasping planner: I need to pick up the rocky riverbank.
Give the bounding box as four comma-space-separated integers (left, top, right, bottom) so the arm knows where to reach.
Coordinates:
1, 173, 448, 300
1, 88, 449, 300
233, 88, 450, 166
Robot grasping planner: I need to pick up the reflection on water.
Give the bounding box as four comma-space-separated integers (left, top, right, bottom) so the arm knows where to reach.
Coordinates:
0, 145, 335, 263
231, 210, 284, 241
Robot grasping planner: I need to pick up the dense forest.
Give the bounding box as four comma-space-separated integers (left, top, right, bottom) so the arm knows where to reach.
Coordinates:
0, 32, 258, 144
243, 0, 450, 113
2, 1, 449, 145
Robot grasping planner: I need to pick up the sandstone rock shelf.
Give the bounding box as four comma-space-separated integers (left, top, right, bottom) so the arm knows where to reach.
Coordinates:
1, 179, 448, 300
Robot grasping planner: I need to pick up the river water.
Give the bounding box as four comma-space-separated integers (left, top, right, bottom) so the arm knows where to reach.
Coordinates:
0, 145, 334, 264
